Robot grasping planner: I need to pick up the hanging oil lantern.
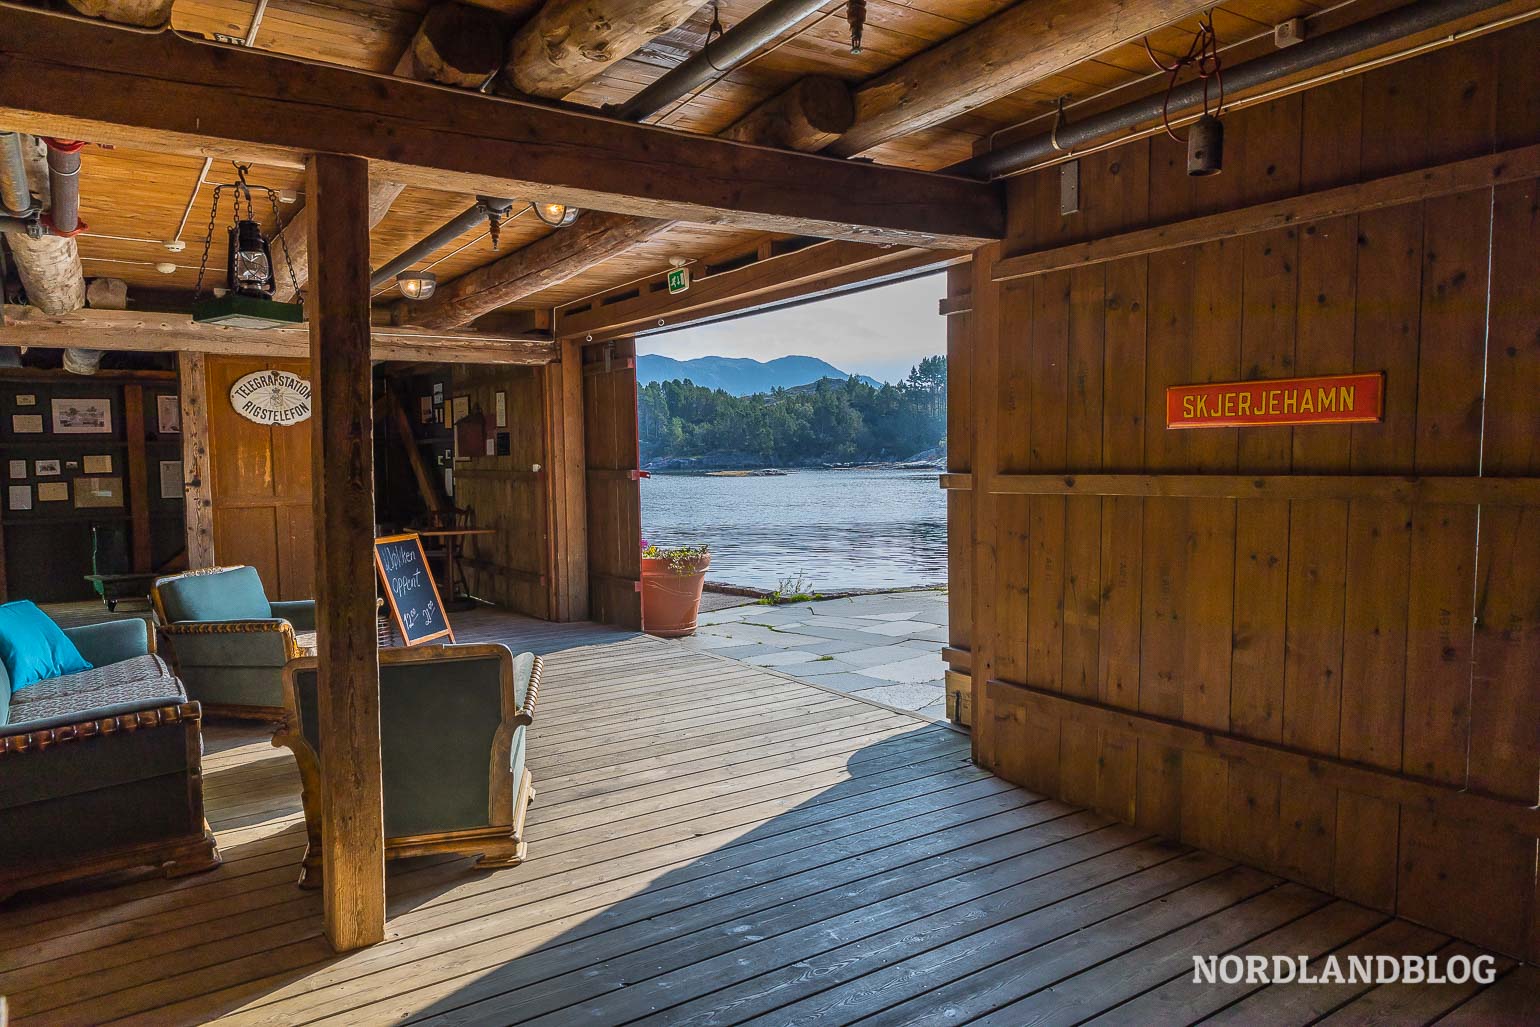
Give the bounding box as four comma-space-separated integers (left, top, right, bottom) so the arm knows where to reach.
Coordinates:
191, 163, 304, 329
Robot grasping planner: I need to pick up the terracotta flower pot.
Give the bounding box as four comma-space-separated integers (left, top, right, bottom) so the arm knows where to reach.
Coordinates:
640, 554, 710, 638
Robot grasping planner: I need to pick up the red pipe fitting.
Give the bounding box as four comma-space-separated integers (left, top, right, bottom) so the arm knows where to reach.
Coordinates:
39, 213, 89, 238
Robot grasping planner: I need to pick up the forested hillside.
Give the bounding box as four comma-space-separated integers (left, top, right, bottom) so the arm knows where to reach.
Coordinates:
639, 356, 945, 468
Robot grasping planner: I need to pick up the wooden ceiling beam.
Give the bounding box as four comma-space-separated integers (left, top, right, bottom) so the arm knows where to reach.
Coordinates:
399, 210, 672, 329
554, 238, 962, 342
824, 0, 1217, 158
0, 306, 556, 364
504, 0, 709, 99
0, 8, 1002, 249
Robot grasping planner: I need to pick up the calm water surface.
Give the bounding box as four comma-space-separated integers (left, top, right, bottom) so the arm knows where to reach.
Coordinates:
641, 468, 947, 591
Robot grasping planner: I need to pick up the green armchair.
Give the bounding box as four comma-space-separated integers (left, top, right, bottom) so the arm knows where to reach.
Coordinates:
275, 643, 541, 887
152, 566, 316, 720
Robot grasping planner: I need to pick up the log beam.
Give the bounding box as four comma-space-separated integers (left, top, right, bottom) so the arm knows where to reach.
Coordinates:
399, 210, 671, 329
824, 0, 1215, 158
720, 76, 855, 152
397, 1, 506, 87
504, 0, 708, 99
306, 152, 383, 953
0, 7, 1002, 249
0, 306, 556, 364
6, 230, 85, 315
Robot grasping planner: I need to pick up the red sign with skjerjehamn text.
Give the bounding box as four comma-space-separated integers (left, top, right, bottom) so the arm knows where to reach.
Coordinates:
1166, 372, 1384, 430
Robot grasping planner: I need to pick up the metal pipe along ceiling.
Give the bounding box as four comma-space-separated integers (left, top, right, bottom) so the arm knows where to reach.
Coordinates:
369, 196, 515, 291
0, 132, 31, 215
607, 0, 830, 122
951, 0, 1513, 180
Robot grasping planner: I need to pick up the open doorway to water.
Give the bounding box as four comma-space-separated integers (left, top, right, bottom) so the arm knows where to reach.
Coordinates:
635, 271, 958, 723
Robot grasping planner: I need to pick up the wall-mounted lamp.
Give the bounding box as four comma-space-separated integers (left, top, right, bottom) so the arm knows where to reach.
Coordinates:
396, 270, 437, 300
533, 202, 580, 227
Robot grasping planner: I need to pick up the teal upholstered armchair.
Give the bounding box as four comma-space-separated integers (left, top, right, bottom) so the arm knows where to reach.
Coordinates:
276, 643, 541, 887
0, 617, 218, 901
152, 566, 316, 719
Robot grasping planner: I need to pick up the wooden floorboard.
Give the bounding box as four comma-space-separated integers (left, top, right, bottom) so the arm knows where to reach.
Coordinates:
0, 608, 1528, 1025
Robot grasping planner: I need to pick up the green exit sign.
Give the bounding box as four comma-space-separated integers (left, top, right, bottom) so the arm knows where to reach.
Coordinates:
667, 267, 690, 294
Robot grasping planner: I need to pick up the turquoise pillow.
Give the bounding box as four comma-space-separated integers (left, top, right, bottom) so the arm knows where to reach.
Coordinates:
0, 601, 92, 691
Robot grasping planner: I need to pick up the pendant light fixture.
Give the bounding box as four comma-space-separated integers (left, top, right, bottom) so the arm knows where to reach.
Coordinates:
1145, 13, 1226, 177
533, 201, 580, 227
191, 164, 304, 329
396, 270, 437, 300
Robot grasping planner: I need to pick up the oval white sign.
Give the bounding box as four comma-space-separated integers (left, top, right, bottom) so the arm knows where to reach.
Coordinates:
229, 369, 313, 426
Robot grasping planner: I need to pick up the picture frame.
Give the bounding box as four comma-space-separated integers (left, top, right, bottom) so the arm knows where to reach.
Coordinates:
15, 394, 35, 407
160, 460, 183, 500
6, 460, 25, 479
11, 414, 42, 434
495, 390, 507, 427
74, 475, 123, 508
37, 481, 68, 502
83, 454, 112, 474
157, 394, 181, 434
8, 485, 30, 511
51, 397, 112, 434
34, 459, 60, 476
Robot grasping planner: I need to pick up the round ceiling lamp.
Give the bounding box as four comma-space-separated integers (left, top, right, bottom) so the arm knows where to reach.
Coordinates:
396, 270, 437, 300
533, 201, 580, 227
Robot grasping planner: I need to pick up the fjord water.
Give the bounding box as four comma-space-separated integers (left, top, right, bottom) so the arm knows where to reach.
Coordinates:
641, 468, 947, 591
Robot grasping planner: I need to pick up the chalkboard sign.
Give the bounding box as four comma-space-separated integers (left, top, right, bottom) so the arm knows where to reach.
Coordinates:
373, 533, 455, 646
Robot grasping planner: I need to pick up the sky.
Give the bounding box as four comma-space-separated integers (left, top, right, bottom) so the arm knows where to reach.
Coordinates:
636, 270, 946, 385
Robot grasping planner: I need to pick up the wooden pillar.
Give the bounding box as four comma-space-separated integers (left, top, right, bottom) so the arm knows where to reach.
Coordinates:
305, 152, 384, 952
177, 351, 215, 568
123, 385, 152, 572
543, 337, 588, 621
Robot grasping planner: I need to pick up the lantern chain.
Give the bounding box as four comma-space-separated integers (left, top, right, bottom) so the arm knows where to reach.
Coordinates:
191, 162, 302, 302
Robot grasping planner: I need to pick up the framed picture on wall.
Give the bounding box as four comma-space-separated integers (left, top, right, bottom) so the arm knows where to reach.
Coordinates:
495, 390, 507, 427
51, 398, 112, 434
160, 460, 183, 500
11, 414, 42, 434
74, 476, 123, 508
15, 394, 35, 407
157, 394, 181, 434
34, 459, 60, 476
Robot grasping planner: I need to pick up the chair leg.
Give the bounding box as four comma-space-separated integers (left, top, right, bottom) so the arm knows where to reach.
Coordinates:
474, 839, 528, 869
163, 828, 222, 880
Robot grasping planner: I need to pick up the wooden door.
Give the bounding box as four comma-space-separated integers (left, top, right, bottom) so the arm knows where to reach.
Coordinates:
582, 339, 641, 628
204, 355, 315, 600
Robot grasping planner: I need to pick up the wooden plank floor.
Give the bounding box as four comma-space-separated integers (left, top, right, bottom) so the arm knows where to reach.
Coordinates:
2, 608, 1534, 1025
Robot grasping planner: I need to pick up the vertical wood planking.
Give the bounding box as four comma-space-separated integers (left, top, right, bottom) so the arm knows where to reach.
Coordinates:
306, 152, 384, 953
969, 244, 1004, 772
544, 338, 588, 622
123, 384, 152, 573
944, 261, 974, 723
177, 351, 214, 569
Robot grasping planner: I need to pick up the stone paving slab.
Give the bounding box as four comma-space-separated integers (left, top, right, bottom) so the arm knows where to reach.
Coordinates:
679, 590, 951, 721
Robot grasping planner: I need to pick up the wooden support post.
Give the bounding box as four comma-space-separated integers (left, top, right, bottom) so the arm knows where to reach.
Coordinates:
306, 152, 384, 953
123, 385, 152, 572
176, 351, 214, 568
542, 338, 588, 621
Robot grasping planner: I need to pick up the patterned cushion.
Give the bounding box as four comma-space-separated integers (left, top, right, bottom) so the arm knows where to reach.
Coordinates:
8, 655, 185, 725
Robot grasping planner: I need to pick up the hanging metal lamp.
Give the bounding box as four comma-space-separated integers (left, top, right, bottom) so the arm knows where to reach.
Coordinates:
192, 164, 305, 329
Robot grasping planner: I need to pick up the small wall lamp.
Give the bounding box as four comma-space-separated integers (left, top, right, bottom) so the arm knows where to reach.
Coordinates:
533, 202, 580, 227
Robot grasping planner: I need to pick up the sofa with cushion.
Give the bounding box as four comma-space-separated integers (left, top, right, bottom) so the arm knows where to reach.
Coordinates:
276, 642, 541, 886
151, 566, 317, 719
0, 603, 219, 902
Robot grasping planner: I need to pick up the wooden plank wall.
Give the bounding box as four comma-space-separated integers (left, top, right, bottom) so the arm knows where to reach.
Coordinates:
203, 355, 314, 600
448, 365, 551, 619
956, 24, 1540, 961
582, 338, 642, 629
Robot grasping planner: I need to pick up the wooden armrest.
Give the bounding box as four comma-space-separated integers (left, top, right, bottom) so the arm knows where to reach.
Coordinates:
512, 655, 543, 728
0, 702, 202, 756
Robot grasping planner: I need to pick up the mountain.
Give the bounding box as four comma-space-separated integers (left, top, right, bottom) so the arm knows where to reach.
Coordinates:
636, 354, 882, 396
